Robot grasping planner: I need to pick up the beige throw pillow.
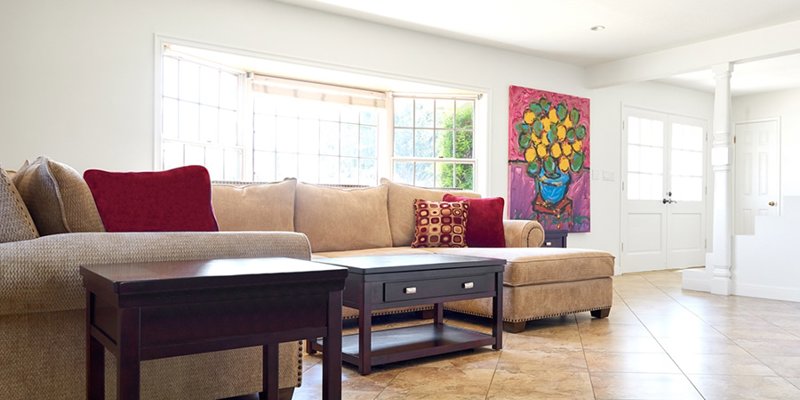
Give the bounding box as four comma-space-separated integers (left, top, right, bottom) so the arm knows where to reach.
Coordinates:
294, 182, 393, 252
381, 178, 481, 247
12, 157, 105, 235
0, 167, 39, 243
212, 179, 297, 232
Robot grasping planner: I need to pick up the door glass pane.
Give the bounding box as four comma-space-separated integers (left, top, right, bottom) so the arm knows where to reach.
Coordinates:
626, 116, 665, 200
670, 122, 704, 201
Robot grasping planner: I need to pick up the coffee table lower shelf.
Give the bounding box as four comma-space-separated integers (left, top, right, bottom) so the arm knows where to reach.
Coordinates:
313, 323, 495, 369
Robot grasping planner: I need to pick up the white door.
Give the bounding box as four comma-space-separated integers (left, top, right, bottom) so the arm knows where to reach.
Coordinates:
622, 108, 707, 273
734, 119, 781, 235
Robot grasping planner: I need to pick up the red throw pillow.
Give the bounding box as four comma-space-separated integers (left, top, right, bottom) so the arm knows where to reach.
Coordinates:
84, 165, 219, 232
443, 194, 505, 247
411, 199, 468, 248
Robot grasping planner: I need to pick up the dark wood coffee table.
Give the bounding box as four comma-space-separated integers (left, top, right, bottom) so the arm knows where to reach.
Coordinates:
310, 254, 505, 374
80, 257, 348, 400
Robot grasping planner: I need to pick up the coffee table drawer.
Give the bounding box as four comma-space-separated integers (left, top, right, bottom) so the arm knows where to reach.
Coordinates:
383, 274, 491, 303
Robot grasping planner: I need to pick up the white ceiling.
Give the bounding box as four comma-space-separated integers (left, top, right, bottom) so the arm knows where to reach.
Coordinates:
276, 0, 800, 95
278, 0, 800, 66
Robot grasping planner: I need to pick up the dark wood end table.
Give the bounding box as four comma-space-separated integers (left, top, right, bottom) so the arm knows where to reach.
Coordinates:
80, 257, 347, 400
310, 254, 505, 375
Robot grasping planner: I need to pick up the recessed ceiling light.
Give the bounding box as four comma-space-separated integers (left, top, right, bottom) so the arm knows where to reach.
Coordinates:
590, 25, 606, 32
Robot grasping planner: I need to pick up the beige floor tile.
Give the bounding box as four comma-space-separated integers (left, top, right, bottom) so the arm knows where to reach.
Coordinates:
790, 377, 800, 389
671, 353, 776, 376
591, 372, 703, 399
578, 321, 651, 337
504, 329, 584, 352
585, 352, 680, 373
756, 355, 800, 378
497, 349, 588, 371
581, 334, 664, 353
293, 363, 397, 400
375, 365, 494, 399
689, 374, 800, 400
715, 326, 798, 340
657, 337, 749, 355
736, 339, 800, 356
487, 369, 594, 399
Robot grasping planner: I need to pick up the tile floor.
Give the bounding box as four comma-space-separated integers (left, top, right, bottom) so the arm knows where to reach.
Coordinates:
294, 270, 800, 399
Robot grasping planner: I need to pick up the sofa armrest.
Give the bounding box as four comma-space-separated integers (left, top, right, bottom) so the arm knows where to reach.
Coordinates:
0, 231, 311, 316
503, 219, 545, 248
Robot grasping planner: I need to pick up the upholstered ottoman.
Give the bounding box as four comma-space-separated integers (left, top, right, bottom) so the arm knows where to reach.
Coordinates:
429, 247, 615, 333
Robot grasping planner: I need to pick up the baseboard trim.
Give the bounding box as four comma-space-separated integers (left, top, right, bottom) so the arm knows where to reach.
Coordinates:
681, 268, 709, 292
734, 282, 800, 302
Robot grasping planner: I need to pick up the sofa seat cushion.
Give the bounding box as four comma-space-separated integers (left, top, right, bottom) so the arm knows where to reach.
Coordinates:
295, 183, 393, 253
212, 179, 296, 232
313, 246, 431, 259
425, 247, 614, 286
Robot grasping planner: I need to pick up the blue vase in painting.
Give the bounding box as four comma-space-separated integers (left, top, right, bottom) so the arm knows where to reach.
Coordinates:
537, 168, 571, 205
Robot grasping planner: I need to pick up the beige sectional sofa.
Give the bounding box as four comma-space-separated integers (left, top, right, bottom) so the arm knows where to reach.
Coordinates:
212, 178, 615, 333
1, 159, 614, 399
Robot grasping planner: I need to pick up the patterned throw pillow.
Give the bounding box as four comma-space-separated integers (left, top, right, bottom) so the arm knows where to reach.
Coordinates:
411, 199, 469, 248
0, 166, 39, 243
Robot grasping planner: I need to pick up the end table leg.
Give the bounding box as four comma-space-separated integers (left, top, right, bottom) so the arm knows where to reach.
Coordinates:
358, 297, 372, 375
117, 308, 141, 400
260, 343, 279, 400
492, 272, 503, 350
86, 292, 104, 400
323, 290, 342, 400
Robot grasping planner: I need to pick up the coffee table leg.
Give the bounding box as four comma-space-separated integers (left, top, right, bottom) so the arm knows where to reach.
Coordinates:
260, 343, 279, 400
117, 308, 141, 400
433, 303, 444, 325
492, 272, 503, 350
358, 293, 372, 375
323, 290, 342, 400
86, 292, 104, 400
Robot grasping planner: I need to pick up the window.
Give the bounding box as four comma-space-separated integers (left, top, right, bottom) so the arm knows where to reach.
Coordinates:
392, 97, 475, 189
161, 55, 245, 181
158, 44, 482, 189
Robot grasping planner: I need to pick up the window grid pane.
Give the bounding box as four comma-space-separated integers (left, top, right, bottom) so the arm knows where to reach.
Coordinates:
251, 93, 380, 185
161, 55, 243, 180
392, 97, 476, 189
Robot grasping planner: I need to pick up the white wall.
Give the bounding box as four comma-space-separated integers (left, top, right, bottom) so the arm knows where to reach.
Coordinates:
0, 0, 714, 267
733, 88, 800, 196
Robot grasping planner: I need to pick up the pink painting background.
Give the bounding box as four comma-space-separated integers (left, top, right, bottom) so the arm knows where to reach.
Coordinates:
507, 85, 591, 232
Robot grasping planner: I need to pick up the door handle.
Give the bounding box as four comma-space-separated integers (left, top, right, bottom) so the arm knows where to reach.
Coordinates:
662, 198, 677, 204
769, 201, 776, 207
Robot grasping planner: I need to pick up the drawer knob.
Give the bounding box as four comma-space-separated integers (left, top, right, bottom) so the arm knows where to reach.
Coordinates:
404, 287, 417, 294
462, 282, 474, 289
545, 241, 553, 246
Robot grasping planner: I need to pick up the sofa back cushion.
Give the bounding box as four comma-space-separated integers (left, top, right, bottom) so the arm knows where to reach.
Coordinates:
12, 157, 105, 235
294, 182, 392, 252
212, 179, 296, 232
382, 178, 480, 247
0, 166, 39, 243
443, 194, 506, 248
84, 165, 219, 232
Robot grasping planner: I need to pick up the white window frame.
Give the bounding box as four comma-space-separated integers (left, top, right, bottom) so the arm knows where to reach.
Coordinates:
154, 36, 489, 192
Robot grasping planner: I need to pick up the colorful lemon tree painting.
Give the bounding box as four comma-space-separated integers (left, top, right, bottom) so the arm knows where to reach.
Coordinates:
508, 85, 590, 232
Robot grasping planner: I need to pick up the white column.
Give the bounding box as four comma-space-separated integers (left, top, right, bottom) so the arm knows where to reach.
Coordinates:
707, 63, 734, 295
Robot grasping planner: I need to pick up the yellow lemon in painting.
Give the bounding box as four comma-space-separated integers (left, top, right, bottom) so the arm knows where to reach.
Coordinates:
548, 108, 558, 122
523, 110, 535, 124
542, 132, 550, 146
573, 140, 582, 152
532, 134, 542, 144
524, 147, 537, 162
551, 142, 562, 158
542, 117, 552, 132
564, 116, 573, 128
536, 143, 547, 158
559, 156, 570, 172
561, 142, 572, 156
557, 125, 567, 141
